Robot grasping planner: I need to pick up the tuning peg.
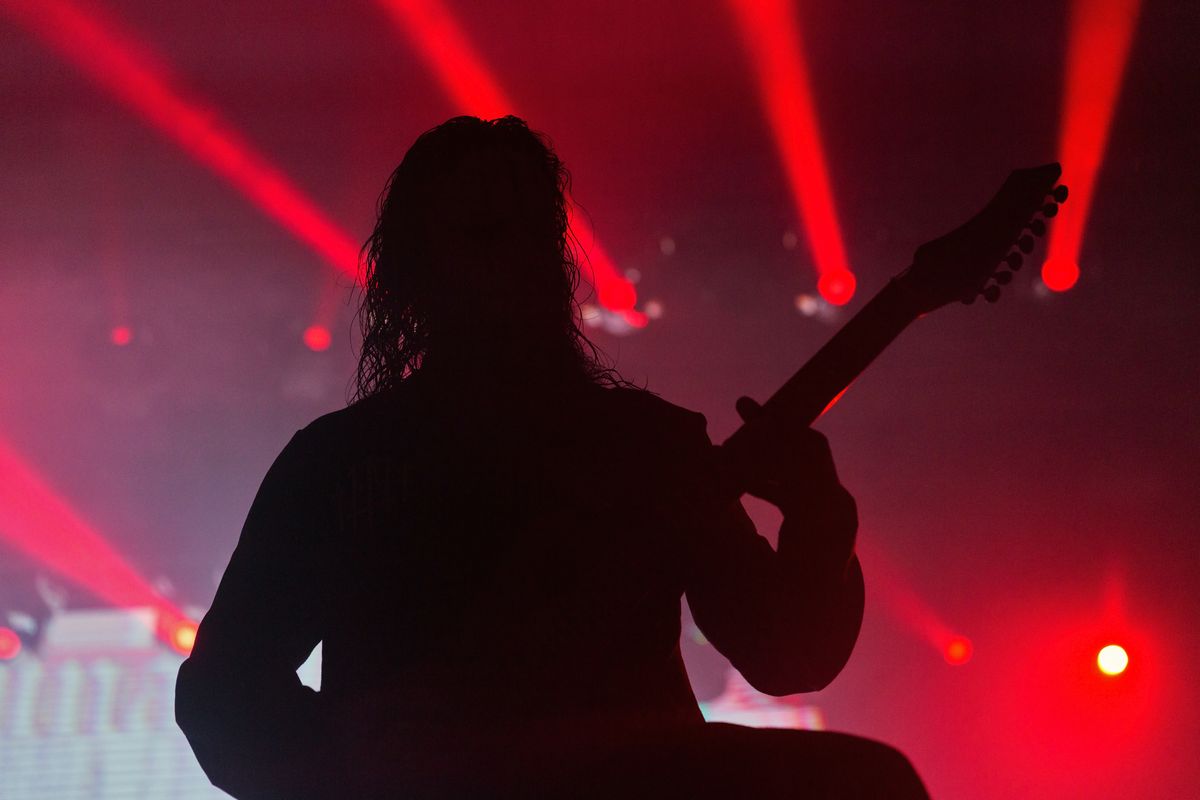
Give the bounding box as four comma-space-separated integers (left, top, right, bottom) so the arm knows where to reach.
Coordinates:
1028, 218, 1046, 236
1018, 234, 1035, 253
993, 270, 1013, 285
982, 285, 1001, 303
1052, 184, 1069, 202
1042, 202, 1059, 217
1005, 252, 1023, 270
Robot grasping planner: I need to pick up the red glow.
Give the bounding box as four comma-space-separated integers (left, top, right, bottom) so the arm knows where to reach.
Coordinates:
728, 0, 855, 303
817, 270, 856, 306
1045, 0, 1142, 289
856, 539, 964, 660
1041, 256, 1081, 292
0, 435, 186, 643
110, 324, 133, 346
0, 626, 21, 660
302, 324, 332, 352
375, 0, 638, 314
944, 636, 973, 665
4, 0, 362, 280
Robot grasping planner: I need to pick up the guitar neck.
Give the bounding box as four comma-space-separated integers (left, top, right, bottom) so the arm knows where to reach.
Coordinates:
720, 275, 922, 460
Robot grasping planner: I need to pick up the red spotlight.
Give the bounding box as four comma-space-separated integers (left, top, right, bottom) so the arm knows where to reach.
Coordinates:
375, 0, 640, 317
727, 0, 856, 304
1044, 0, 1142, 290
1097, 643, 1129, 676
4, 0, 362, 280
0, 626, 21, 660
1041, 256, 1081, 292
302, 324, 331, 352
110, 324, 133, 346
944, 636, 973, 666
817, 270, 856, 307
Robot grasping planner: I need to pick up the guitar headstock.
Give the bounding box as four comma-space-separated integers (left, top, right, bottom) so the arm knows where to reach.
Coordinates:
897, 163, 1068, 314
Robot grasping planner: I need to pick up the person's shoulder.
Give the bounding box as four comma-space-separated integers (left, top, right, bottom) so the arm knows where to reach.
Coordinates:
598, 384, 709, 438
294, 390, 402, 448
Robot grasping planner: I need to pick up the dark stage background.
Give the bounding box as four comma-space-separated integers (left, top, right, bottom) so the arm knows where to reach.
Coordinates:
1, 1, 1197, 797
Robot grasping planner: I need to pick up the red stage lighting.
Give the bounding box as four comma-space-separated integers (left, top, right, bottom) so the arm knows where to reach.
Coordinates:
4, 0, 362, 280
0, 626, 21, 660
1097, 643, 1129, 676
302, 324, 332, 352
109, 325, 133, 346
1044, 0, 1142, 291
375, 0, 641, 322
727, 0, 856, 305
944, 636, 973, 666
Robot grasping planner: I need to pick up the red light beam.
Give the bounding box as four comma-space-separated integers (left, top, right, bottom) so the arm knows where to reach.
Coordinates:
0, 435, 191, 643
2, 0, 362, 281
1043, 0, 1142, 292
858, 539, 971, 664
375, 0, 642, 322
727, 0, 856, 305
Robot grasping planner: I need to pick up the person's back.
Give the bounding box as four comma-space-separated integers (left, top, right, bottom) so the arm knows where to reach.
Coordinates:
175, 115, 929, 798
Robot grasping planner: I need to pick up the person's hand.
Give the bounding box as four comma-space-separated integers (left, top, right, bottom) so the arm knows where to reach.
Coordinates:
733, 396, 857, 563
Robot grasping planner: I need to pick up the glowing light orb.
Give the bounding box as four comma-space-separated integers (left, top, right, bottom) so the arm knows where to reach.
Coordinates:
1041, 258, 1080, 292
169, 620, 198, 655
1097, 644, 1128, 675
818, 270, 856, 306
0, 626, 21, 660
303, 325, 331, 352
944, 636, 973, 665
110, 325, 133, 346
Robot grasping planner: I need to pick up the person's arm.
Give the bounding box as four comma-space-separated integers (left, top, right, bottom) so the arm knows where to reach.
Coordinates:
676, 407, 864, 696
175, 427, 345, 799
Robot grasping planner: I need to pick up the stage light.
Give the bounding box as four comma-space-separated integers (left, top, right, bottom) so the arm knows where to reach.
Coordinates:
1044, 0, 1142, 291
1097, 643, 1128, 676
817, 270, 856, 307
0, 626, 21, 660
5, 0, 362, 279
944, 636, 973, 665
168, 618, 198, 656
727, 0, 856, 305
302, 324, 331, 352
110, 325, 133, 346
1041, 257, 1081, 293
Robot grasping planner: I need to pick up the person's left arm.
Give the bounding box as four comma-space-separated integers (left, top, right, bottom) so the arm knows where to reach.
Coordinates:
175, 427, 347, 800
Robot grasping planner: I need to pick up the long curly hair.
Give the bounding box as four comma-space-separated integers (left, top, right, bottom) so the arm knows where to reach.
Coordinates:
350, 115, 631, 404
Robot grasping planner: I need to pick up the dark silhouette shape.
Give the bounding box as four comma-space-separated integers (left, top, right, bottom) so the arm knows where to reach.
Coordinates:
175, 115, 929, 798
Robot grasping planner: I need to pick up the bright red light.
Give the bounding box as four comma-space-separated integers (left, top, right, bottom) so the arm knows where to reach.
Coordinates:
375, 0, 638, 315
817, 270, 856, 306
1097, 643, 1129, 676
0, 626, 21, 660
4, 0, 362, 280
1042, 257, 1081, 292
302, 324, 331, 352
1045, 0, 1142, 290
728, 0, 856, 304
110, 324, 133, 346
944, 636, 973, 665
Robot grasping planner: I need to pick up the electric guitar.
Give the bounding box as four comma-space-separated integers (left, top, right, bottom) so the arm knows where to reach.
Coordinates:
717, 163, 1069, 492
